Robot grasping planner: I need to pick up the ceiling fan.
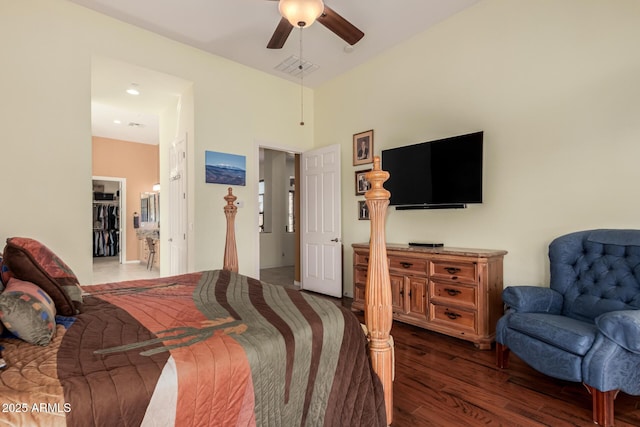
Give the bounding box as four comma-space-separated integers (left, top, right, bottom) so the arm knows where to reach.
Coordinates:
266, 0, 364, 49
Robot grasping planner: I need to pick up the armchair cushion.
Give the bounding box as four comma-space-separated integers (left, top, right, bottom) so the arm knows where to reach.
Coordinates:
596, 310, 640, 354
502, 286, 563, 314
507, 312, 597, 356
550, 229, 640, 322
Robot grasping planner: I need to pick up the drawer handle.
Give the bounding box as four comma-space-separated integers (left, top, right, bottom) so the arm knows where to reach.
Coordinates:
444, 310, 461, 320
444, 267, 461, 274
444, 288, 461, 296
400, 262, 413, 268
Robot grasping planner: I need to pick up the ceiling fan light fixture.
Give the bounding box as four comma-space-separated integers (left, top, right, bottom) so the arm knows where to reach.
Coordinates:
279, 0, 324, 28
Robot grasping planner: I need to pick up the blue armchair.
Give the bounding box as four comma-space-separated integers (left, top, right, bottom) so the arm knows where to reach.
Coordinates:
496, 229, 640, 426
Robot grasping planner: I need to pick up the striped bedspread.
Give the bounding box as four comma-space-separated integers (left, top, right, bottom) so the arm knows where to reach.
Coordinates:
0, 270, 385, 426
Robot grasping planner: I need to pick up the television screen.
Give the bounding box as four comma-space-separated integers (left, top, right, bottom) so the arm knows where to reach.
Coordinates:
382, 131, 483, 208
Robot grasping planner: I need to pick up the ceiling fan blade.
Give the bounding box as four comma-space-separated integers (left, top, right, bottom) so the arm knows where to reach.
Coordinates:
267, 17, 294, 49
317, 4, 364, 45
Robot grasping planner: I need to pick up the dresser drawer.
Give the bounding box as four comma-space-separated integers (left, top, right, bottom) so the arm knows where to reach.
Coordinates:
388, 256, 427, 276
354, 281, 366, 303
354, 252, 370, 267
354, 266, 368, 284
430, 304, 476, 333
430, 261, 476, 284
430, 281, 476, 308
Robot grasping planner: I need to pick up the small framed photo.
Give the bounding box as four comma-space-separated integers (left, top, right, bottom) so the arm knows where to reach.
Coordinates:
353, 129, 374, 166
355, 169, 371, 195
358, 200, 370, 220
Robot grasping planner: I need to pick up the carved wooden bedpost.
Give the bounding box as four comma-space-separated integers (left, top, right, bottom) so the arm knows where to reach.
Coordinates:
223, 187, 239, 272
365, 156, 394, 424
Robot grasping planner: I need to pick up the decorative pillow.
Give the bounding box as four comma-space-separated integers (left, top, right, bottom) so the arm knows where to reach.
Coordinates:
0, 278, 57, 345
0, 256, 12, 291
3, 237, 82, 316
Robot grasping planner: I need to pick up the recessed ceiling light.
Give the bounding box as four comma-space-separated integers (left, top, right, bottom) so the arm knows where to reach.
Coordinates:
126, 83, 140, 96
113, 119, 121, 124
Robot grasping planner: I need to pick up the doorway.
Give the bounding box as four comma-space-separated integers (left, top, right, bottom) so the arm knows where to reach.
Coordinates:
258, 147, 300, 288
91, 176, 157, 284
90, 56, 193, 281
92, 177, 125, 264
257, 144, 343, 297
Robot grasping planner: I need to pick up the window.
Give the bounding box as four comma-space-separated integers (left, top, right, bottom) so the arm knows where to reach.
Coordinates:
287, 190, 295, 233
258, 180, 264, 232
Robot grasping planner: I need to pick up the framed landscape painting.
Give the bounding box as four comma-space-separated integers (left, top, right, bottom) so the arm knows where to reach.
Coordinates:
205, 150, 246, 186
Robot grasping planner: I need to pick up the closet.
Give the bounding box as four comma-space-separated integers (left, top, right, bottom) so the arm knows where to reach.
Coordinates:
92, 180, 120, 258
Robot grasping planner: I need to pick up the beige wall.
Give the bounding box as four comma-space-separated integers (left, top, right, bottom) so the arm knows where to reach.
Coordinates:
92, 137, 159, 262
315, 0, 640, 296
3, 0, 639, 292
0, 0, 313, 283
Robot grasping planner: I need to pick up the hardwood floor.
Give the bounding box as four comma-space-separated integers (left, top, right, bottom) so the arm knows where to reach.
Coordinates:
269, 280, 639, 426
383, 318, 640, 427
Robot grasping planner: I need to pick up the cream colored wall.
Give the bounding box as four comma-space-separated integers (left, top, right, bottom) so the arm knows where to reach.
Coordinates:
92, 137, 159, 262
0, 0, 313, 283
315, 0, 640, 296
4, 0, 638, 291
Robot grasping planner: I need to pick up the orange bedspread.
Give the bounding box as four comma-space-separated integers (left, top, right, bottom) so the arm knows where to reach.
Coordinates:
0, 270, 385, 426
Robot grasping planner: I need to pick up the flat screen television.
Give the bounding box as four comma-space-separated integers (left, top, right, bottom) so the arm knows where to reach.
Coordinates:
381, 131, 483, 209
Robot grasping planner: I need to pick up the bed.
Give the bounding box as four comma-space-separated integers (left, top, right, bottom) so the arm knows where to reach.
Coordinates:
0, 159, 394, 426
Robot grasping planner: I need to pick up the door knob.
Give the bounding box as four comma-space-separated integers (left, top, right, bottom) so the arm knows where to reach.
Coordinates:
330, 238, 340, 242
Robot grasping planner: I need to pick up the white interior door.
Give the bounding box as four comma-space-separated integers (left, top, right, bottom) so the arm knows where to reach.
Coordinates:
168, 135, 188, 275
301, 144, 342, 297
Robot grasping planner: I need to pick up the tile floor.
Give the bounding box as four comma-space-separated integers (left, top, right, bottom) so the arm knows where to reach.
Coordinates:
90, 260, 345, 308
90, 256, 159, 285
91, 259, 296, 288
91, 261, 340, 298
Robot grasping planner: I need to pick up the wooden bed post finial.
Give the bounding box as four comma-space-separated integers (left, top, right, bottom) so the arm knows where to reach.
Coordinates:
223, 187, 239, 272
365, 155, 394, 424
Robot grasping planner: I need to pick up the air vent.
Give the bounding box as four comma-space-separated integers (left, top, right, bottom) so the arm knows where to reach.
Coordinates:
128, 122, 144, 128
274, 55, 319, 77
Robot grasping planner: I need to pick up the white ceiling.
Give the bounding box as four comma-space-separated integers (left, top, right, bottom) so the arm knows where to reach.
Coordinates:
79, 0, 481, 144
91, 56, 191, 145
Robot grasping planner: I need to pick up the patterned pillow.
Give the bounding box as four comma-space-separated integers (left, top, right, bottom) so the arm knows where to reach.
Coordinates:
0, 256, 12, 291
0, 278, 57, 345
3, 237, 83, 316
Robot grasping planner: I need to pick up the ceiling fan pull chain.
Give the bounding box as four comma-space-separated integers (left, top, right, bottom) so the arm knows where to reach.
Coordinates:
299, 25, 305, 126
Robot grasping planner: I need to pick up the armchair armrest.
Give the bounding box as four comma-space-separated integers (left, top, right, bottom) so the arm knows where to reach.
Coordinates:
596, 310, 640, 354
502, 286, 563, 314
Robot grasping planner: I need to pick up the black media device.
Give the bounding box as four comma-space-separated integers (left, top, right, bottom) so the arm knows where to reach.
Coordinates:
408, 242, 444, 247
381, 131, 483, 210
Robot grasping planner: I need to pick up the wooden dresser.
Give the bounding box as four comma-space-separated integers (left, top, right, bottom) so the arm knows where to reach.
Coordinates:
352, 243, 507, 350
